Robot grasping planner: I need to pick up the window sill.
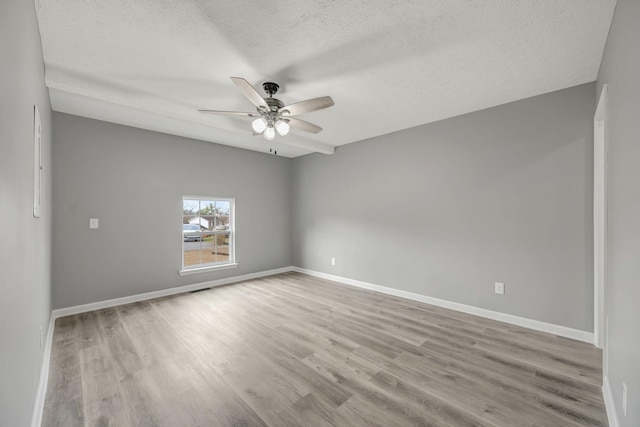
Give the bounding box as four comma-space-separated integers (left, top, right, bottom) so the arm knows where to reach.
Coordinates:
179, 262, 239, 276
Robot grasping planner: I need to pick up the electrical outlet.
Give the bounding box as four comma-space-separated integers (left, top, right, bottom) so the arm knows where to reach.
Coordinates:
623, 382, 628, 417
331, 257, 336, 266
494, 282, 505, 295
39, 325, 43, 348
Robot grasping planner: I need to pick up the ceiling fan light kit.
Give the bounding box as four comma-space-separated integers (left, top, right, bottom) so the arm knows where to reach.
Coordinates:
275, 119, 290, 136
199, 77, 334, 146
251, 117, 267, 133
264, 125, 276, 140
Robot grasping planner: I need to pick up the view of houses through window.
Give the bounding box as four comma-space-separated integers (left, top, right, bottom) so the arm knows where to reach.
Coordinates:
182, 197, 234, 269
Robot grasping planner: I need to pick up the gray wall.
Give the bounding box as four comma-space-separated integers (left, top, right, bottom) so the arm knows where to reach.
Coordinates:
52, 113, 291, 309
0, 0, 53, 425
597, 0, 640, 424
292, 83, 595, 332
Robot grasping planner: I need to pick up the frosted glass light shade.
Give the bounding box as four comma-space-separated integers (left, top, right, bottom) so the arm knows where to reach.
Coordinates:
275, 119, 290, 136
251, 117, 267, 133
264, 125, 276, 140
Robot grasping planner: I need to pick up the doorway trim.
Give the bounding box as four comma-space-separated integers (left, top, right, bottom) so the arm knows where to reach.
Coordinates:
593, 84, 608, 355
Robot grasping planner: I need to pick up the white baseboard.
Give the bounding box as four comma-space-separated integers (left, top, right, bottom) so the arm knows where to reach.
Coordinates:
603, 376, 620, 427
292, 267, 594, 344
52, 266, 294, 319
30, 313, 54, 427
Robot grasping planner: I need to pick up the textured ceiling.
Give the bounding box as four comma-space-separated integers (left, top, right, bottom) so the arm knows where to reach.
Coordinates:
35, 0, 616, 157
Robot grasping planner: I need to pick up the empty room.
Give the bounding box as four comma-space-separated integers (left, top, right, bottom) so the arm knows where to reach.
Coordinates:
2, 0, 639, 426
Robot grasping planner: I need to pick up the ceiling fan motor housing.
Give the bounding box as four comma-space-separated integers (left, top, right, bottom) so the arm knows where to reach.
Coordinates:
265, 97, 284, 112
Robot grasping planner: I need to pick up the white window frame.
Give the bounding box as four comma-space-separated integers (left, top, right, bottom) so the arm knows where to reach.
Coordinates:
179, 196, 237, 276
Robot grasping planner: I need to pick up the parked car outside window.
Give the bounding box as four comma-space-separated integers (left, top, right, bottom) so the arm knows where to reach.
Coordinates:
183, 224, 202, 242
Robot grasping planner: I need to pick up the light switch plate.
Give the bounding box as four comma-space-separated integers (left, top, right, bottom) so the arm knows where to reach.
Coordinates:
89, 218, 99, 229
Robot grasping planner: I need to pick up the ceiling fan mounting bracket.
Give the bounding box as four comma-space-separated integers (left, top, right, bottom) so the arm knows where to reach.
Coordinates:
262, 82, 280, 97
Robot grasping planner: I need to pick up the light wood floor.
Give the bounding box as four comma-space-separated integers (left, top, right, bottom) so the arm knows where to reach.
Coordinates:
43, 272, 607, 426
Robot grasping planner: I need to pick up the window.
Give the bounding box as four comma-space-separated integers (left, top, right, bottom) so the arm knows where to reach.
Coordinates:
180, 197, 236, 275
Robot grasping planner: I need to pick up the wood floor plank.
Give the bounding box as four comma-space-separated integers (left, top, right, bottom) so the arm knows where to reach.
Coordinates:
415, 323, 604, 408
185, 360, 268, 427
387, 351, 595, 427
42, 272, 607, 426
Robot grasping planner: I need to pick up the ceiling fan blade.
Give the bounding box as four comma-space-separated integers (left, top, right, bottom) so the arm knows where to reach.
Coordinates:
279, 96, 334, 116
198, 110, 259, 117
230, 77, 269, 110
287, 117, 323, 134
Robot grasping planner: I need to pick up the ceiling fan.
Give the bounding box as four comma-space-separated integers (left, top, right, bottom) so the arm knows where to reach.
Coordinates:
199, 77, 334, 141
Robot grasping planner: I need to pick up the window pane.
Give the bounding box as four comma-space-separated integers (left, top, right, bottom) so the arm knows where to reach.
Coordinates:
198, 201, 216, 215
211, 232, 231, 263
183, 240, 203, 266
183, 199, 199, 215
197, 200, 216, 230
216, 200, 230, 215
215, 200, 230, 230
